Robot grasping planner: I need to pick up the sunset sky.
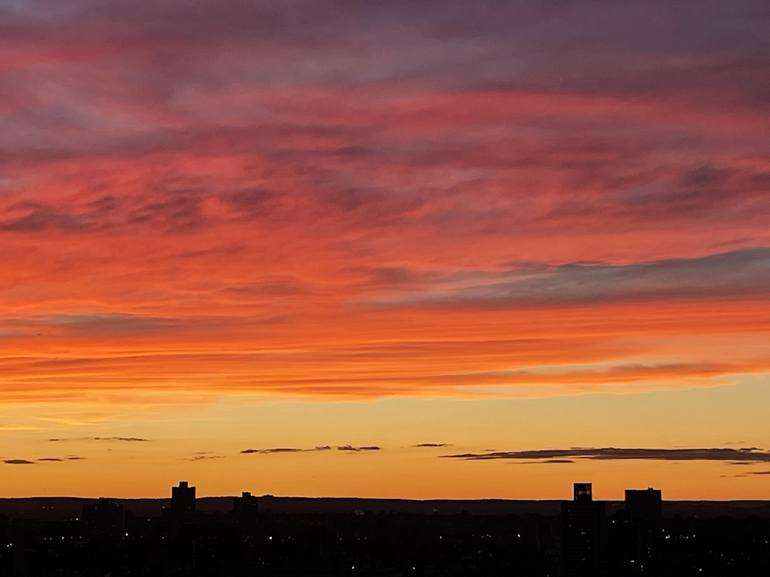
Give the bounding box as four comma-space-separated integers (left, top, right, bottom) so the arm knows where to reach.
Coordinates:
1, 0, 769, 500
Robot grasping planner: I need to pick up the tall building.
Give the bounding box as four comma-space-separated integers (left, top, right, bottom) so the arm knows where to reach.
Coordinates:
165, 482, 197, 573
625, 488, 662, 525
561, 483, 605, 577
625, 488, 663, 566
573, 482, 593, 502
171, 481, 196, 516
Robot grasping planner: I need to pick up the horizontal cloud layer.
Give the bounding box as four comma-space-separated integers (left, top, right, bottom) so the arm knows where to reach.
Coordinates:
0, 0, 767, 407
241, 445, 380, 454
373, 248, 770, 308
444, 447, 770, 463
4, 457, 84, 465
48, 437, 150, 442
187, 455, 226, 462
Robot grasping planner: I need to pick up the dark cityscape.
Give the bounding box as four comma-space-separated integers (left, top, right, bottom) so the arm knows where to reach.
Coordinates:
0, 482, 768, 576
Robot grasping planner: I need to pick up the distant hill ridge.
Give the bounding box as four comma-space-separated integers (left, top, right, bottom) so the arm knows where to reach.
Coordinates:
1, 496, 769, 521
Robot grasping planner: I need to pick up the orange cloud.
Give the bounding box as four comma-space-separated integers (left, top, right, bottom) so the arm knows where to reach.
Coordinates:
0, 0, 767, 408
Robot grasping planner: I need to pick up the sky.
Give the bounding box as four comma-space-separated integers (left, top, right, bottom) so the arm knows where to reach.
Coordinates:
0, 0, 769, 500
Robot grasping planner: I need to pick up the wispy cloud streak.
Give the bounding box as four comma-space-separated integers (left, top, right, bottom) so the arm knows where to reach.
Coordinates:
444, 447, 770, 463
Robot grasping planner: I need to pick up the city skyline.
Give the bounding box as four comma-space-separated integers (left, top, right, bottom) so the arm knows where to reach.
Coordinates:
8, 480, 757, 576
1, 0, 769, 500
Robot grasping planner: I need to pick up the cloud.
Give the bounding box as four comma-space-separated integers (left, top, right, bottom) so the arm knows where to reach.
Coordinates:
219, 188, 277, 218
413, 443, 451, 448
241, 448, 301, 454
127, 193, 207, 233
43, 314, 179, 337
241, 446, 332, 455
726, 470, 770, 478
48, 436, 150, 442
0, 201, 89, 232
241, 445, 381, 454
4, 455, 84, 464
36, 456, 85, 462
444, 447, 770, 463
222, 277, 308, 298
187, 454, 225, 461
0, 0, 767, 409
373, 248, 770, 309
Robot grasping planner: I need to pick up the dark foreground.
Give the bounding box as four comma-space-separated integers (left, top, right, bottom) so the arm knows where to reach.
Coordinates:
0, 496, 768, 576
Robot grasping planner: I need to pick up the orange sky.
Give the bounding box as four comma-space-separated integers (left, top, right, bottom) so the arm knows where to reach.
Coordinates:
1, 0, 769, 499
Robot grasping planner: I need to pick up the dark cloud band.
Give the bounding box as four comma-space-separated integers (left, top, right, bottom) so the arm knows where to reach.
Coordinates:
443, 447, 770, 463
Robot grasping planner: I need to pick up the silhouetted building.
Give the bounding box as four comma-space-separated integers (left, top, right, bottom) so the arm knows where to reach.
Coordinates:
164, 481, 197, 533
562, 483, 605, 577
234, 491, 259, 520
625, 488, 662, 525
574, 482, 593, 503
625, 488, 662, 567
82, 498, 125, 537
171, 481, 196, 516
165, 482, 197, 573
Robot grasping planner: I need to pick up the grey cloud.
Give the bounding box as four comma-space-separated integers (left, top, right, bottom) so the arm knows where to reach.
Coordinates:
337, 445, 381, 452
444, 447, 770, 463
4, 459, 35, 465
0, 188, 205, 236
615, 164, 770, 215
2, 0, 766, 154
127, 193, 206, 233
15, 0, 767, 98
377, 248, 770, 308
320, 188, 389, 213
413, 443, 451, 448
0, 202, 90, 233
219, 189, 277, 218
1, 1, 767, 246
